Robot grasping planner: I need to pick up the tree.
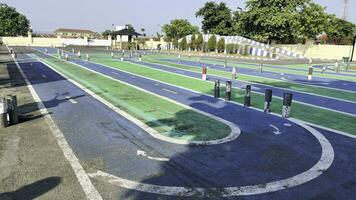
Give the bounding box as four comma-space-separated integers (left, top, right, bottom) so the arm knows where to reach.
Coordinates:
196, 2, 235, 35
325, 14, 355, 42
141, 28, 146, 37
217, 37, 225, 53
180, 37, 187, 50
162, 19, 199, 41
207, 34, 217, 52
196, 33, 204, 51
0, 3, 30, 36
172, 38, 179, 49
102, 30, 113, 38
125, 24, 135, 32
189, 34, 196, 50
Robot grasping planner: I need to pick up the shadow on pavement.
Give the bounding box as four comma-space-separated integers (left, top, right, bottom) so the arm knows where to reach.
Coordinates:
0, 177, 61, 200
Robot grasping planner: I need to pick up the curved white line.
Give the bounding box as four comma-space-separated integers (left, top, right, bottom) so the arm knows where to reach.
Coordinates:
88, 119, 334, 197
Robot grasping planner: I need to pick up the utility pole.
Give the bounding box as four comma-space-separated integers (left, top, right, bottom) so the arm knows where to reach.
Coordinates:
342, 0, 349, 20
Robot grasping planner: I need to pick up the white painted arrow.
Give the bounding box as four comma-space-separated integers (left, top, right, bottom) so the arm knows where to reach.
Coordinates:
136, 150, 170, 162
269, 124, 282, 135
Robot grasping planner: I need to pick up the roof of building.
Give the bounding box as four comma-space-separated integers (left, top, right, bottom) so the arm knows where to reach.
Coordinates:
111, 28, 142, 36
54, 28, 95, 34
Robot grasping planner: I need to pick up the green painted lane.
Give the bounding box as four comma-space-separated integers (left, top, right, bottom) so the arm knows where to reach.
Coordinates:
36, 54, 232, 141
90, 56, 356, 134
142, 56, 356, 103
147, 54, 356, 82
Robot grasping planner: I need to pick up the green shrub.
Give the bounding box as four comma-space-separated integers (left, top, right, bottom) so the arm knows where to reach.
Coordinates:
207, 34, 217, 52
217, 38, 225, 53
180, 37, 187, 50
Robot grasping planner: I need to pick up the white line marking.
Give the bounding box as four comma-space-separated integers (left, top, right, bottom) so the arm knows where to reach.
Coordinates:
41, 74, 47, 78
16, 53, 102, 200
65, 96, 78, 104
111, 71, 120, 75
162, 88, 178, 94
136, 150, 170, 162
88, 119, 335, 197
32, 52, 241, 146
269, 124, 282, 135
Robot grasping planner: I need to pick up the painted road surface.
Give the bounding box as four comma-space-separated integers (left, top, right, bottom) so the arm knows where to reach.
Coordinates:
133, 60, 356, 116
21, 49, 356, 199
197, 57, 356, 78
163, 59, 356, 92
35, 47, 356, 116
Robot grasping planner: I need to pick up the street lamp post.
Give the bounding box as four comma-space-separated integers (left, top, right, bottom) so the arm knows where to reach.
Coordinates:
351, 31, 356, 62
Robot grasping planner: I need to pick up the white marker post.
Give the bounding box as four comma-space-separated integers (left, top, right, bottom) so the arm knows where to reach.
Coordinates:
232, 67, 237, 79
178, 54, 181, 63
78, 51, 81, 59
202, 67, 207, 81
65, 54, 69, 61
111, 52, 114, 58
335, 61, 340, 73
86, 54, 90, 61
45, 48, 48, 53
72, 48, 75, 54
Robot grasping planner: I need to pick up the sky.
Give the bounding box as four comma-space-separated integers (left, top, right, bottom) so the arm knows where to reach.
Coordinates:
2, 0, 355, 35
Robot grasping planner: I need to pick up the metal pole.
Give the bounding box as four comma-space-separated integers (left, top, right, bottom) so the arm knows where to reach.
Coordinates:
0, 97, 8, 127
351, 33, 356, 62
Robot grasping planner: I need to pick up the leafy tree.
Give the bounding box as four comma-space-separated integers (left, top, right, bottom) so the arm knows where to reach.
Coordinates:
217, 37, 225, 53
0, 3, 30, 36
125, 24, 135, 32
295, 2, 328, 41
172, 38, 179, 49
180, 37, 187, 50
325, 14, 355, 41
196, 2, 235, 35
162, 19, 198, 41
207, 34, 217, 52
102, 30, 113, 38
196, 33, 204, 51
189, 34, 196, 50
140, 28, 146, 36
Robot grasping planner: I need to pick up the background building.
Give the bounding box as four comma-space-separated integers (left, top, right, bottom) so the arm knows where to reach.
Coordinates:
54, 28, 95, 38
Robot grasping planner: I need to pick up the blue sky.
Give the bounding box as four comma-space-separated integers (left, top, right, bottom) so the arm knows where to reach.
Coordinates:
2, 0, 355, 35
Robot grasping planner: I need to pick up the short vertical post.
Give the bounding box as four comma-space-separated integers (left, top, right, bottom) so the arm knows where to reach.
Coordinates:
139, 54, 142, 62
214, 80, 220, 98
7, 95, 18, 125
65, 54, 69, 61
0, 97, 8, 128
335, 61, 339, 73
244, 85, 251, 107
308, 67, 313, 80
232, 67, 237, 79
259, 63, 263, 73
121, 53, 124, 61
72, 48, 75, 54
86, 54, 90, 61
45, 48, 48, 53
78, 51, 81, 59
178, 54, 181, 63
264, 89, 272, 113
224, 59, 227, 68
282, 93, 293, 118
225, 81, 232, 101
322, 64, 326, 73
111, 52, 114, 58
202, 67, 207, 80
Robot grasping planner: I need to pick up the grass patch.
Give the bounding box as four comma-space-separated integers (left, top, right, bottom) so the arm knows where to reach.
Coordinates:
36, 53, 231, 141
144, 56, 356, 103
91, 56, 356, 134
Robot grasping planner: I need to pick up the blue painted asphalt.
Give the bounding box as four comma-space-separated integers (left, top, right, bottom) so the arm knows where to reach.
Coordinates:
162, 59, 356, 92
36, 47, 356, 116
135, 60, 356, 116
25, 49, 356, 199
199, 57, 356, 78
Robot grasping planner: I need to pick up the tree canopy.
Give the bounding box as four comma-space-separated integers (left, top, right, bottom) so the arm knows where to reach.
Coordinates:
162, 19, 198, 41
196, 2, 235, 35
0, 3, 30, 36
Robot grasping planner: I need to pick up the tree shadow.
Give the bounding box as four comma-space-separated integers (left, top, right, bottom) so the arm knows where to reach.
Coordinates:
0, 177, 61, 200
